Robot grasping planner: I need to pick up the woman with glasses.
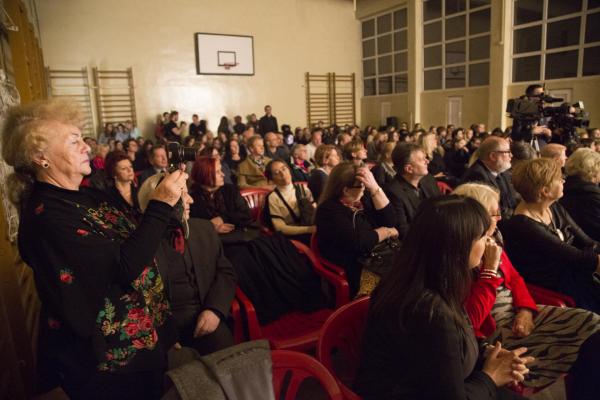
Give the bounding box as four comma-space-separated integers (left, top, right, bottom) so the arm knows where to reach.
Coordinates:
315, 162, 398, 296
456, 182, 600, 396
501, 158, 600, 313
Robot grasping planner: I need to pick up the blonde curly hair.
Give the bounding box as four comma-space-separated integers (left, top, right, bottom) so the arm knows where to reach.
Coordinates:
1, 99, 85, 206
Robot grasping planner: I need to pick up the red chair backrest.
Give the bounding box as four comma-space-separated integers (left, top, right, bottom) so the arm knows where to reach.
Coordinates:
240, 187, 271, 222
272, 350, 344, 400
317, 297, 370, 397
436, 180, 453, 194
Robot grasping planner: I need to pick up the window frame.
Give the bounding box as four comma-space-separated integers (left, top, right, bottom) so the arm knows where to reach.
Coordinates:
510, 0, 600, 84
361, 7, 409, 97
423, 0, 492, 92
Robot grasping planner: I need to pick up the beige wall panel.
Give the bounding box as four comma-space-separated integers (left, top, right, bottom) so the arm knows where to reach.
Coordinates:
507, 78, 600, 128
36, 0, 361, 134
420, 86, 490, 129
355, 0, 406, 19
361, 94, 408, 127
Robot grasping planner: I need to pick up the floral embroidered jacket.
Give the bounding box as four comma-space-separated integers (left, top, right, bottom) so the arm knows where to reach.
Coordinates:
18, 181, 177, 386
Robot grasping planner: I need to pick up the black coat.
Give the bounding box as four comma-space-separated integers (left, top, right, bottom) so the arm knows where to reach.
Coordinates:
501, 202, 600, 312
355, 295, 515, 400
189, 184, 253, 228
315, 197, 395, 295
560, 176, 600, 242
308, 169, 328, 203
259, 115, 278, 136
461, 160, 518, 219
371, 163, 396, 189
384, 174, 441, 239
155, 218, 237, 320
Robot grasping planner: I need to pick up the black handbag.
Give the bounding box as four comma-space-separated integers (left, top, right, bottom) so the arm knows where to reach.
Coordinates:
272, 184, 315, 226
352, 210, 401, 276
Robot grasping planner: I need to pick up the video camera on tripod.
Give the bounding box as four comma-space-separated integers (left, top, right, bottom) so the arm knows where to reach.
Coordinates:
506, 85, 590, 144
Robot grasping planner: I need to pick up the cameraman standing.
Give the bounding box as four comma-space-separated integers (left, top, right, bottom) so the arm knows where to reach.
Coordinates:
511, 84, 552, 150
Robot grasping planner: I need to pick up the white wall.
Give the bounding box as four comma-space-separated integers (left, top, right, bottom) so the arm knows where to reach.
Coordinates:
36, 0, 362, 135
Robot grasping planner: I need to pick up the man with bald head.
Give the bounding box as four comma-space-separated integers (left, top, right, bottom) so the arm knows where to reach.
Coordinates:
462, 136, 518, 218
264, 131, 290, 161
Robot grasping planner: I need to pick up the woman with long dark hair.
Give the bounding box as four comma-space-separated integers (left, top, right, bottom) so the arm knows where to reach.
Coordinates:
355, 195, 533, 400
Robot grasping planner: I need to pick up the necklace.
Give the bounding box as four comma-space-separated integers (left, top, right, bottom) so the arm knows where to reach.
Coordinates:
528, 208, 565, 241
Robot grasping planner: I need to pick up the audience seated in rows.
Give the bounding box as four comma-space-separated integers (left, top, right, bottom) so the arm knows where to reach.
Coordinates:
305, 128, 322, 163
307, 144, 340, 203
384, 142, 440, 239
104, 151, 141, 222
237, 135, 272, 189
190, 156, 254, 236
501, 158, 600, 313
138, 145, 168, 186
455, 182, 600, 392
138, 175, 237, 356
560, 148, 600, 241
264, 131, 289, 161
264, 160, 316, 244
342, 140, 368, 166
370, 141, 396, 188
540, 143, 567, 168
462, 136, 518, 219
355, 196, 533, 399
315, 162, 398, 296
289, 144, 312, 182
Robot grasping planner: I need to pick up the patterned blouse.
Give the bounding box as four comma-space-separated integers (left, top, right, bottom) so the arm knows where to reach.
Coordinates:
18, 181, 176, 385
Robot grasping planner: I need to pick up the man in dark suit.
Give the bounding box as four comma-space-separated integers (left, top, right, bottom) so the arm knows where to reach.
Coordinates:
258, 105, 278, 136
138, 145, 168, 186
384, 142, 441, 239
461, 136, 518, 218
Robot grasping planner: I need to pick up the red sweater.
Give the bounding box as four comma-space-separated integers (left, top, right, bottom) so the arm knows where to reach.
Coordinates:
465, 251, 538, 338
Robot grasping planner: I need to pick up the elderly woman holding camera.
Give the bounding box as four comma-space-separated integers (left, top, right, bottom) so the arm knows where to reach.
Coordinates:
2, 100, 186, 399
501, 158, 600, 313
560, 148, 600, 241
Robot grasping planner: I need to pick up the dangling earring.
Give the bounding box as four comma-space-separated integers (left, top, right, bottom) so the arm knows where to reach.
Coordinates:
41, 161, 49, 169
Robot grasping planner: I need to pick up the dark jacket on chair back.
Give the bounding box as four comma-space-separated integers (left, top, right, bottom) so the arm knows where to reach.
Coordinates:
560, 175, 600, 242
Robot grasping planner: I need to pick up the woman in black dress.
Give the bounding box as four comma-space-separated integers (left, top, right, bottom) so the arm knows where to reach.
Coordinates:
355, 196, 533, 400
104, 151, 141, 222
501, 158, 600, 313
2, 99, 187, 399
315, 162, 398, 296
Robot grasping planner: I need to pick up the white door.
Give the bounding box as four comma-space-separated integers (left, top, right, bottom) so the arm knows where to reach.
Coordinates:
446, 96, 462, 127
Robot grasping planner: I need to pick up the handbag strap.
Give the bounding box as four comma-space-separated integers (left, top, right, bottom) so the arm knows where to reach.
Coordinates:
273, 187, 300, 223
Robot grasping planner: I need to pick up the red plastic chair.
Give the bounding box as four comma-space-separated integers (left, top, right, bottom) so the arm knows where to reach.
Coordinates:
310, 232, 347, 278
272, 350, 344, 400
240, 187, 271, 222
317, 297, 370, 400
234, 240, 350, 352
526, 283, 575, 307
436, 180, 453, 194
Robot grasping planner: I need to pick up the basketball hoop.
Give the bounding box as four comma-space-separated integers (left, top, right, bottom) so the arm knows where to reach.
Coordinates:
223, 63, 237, 70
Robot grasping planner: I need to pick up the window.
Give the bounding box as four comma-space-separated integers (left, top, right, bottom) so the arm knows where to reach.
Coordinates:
423, 0, 491, 90
512, 0, 600, 82
362, 7, 408, 96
